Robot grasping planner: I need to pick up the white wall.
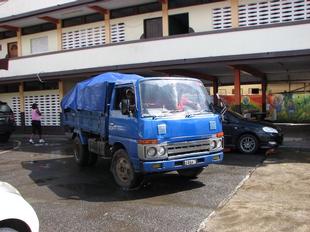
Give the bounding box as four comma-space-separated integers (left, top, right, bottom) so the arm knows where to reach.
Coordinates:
1, 23, 309, 79
111, 11, 162, 41
21, 30, 58, 56
169, 1, 230, 33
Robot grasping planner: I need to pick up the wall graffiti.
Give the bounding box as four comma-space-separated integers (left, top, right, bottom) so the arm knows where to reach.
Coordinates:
221, 92, 310, 122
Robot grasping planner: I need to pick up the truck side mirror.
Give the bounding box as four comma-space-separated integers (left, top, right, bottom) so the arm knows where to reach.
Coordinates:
121, 99, 130, 115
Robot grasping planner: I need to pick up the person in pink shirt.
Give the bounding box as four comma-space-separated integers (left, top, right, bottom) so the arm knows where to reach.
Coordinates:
29, 103, 44, 143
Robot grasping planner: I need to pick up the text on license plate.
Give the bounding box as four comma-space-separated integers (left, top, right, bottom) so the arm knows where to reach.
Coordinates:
184, 159, 197, 166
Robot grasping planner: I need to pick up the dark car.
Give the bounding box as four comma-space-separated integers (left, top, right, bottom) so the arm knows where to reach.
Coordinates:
216, 108, 283, 154
0, 101, 15, 142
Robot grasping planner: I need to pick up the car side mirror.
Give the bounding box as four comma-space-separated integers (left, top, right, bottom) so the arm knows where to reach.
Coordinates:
121, 99, 130, 115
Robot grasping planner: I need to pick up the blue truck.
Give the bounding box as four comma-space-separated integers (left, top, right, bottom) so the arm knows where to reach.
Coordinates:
61, 72, 224, 189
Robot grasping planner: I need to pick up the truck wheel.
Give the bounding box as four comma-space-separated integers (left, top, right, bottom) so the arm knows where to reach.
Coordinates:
177, 167, 204, 179
73, 136, 89, 167
238, 134, 258, 154
111, 149, 142, 189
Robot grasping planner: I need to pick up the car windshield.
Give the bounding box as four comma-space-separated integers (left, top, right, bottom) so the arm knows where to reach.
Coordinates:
140, 79, 212, 117
0, 103, 11, 113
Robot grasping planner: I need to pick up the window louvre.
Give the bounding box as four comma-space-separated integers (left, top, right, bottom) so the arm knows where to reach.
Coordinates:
239, 0, 310, 27
111, 23, 125, 43
62, 26, 106, 50
212, 7, 232, 30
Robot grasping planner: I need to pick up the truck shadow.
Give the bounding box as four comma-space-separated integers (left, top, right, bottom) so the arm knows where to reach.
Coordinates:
21, 157, 205, 202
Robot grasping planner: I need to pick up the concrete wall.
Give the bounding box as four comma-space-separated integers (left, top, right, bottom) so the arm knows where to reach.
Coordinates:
1, 22, 309, 78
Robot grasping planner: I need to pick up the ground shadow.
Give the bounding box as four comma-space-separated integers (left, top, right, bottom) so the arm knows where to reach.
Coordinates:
220, 151, 266, 167
21, 157, 205, 203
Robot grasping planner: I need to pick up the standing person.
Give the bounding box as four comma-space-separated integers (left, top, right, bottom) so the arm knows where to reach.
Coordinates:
29, 103, 45, 144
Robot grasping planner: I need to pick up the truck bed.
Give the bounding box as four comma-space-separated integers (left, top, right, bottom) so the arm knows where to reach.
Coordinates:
63, 110, 107, 137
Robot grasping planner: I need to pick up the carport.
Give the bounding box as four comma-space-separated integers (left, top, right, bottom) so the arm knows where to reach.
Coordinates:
132, 49, 310, 121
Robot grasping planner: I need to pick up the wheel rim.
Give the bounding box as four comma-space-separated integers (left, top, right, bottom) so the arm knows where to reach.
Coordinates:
240, 136, 256, 153
115, 157, 132, 184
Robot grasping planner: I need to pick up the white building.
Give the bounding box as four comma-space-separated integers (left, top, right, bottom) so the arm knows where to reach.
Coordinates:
0, 0, 310, 131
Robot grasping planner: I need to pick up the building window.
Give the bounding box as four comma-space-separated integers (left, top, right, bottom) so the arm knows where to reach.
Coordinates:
62, 13, 104, 28
144, 17, 163, 39
24, 81, 58, 91
7, 42, 18, 58
169, 13, 189, 36
31, 37, 48, 54
249, 88, 260, 94
0, 84, 19, 93
22, 23, 56, 35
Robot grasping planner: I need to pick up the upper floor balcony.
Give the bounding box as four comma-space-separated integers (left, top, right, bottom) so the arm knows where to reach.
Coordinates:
0, 0, 310, 80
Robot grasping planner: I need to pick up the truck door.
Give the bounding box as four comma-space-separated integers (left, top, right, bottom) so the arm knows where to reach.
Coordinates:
108, 85, 139, 143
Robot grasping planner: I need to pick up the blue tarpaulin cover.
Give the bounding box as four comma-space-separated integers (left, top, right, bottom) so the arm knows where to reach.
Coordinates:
61, 72, 143, 112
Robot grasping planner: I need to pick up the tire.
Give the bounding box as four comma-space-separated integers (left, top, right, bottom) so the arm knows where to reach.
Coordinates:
111, 149, 142, 189
0, 228, 18, 232
0, 133, 10, 142
177, 167, 204, 179
73, 136, 89, 167
238, 134, 259, 154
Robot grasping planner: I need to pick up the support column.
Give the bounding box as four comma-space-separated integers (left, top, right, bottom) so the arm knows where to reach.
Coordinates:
162, 0, 169, 37
58, 80, 64, 100
57, 21, 62, 51
17, 28, 22, 57
104, 10, 111, 44
234, 68, 241, 113
19, 82, 25, 128
230, 0, 239, 28
262, 80, 267, 113
213, 79, 219, 106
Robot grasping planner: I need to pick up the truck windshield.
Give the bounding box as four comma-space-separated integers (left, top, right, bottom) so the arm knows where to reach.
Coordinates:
140, 79, 212, 117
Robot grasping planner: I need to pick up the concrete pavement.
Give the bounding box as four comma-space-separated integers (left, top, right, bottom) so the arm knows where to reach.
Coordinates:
199, 149, 310, 232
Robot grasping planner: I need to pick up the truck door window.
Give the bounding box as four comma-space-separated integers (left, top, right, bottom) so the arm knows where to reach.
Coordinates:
113, 87, 135, 111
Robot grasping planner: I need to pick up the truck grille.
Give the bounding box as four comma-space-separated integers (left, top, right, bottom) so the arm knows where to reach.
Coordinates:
167, 139, 210, 158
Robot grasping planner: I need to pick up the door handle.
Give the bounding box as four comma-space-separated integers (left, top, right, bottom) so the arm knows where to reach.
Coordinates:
110, 123, 115, 126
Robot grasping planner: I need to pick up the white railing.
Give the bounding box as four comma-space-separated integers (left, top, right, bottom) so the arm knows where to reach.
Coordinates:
212, 0, 310, 29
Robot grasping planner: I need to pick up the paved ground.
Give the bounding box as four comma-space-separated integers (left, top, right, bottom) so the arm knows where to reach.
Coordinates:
0, 136, 264, 232
199, 149, 310, 232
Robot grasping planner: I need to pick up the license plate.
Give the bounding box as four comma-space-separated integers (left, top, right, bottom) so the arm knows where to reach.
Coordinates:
213, 155, 220, 161
184, 159, 197, 166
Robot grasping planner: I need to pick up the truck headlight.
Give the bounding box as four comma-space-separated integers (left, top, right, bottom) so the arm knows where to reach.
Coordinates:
210, 138, 223, 151
146, 147, 157, 157
262, 127, 278, 133
157, 146, 166, 156
210, 140, 217, 150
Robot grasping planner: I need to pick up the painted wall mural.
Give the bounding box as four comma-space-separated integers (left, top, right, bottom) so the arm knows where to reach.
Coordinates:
221, 92, 310, 122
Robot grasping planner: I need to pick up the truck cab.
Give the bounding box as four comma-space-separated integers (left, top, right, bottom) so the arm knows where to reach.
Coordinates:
62, 73, 224, 189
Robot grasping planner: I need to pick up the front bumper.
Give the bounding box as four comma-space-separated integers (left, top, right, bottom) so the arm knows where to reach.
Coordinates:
258, 132, 284, 149
141, 151, 224, 173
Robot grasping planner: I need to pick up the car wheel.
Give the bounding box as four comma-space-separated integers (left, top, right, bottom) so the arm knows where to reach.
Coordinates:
111, 149, 142, 189
177, 167, 204, 179
238, 134, 259, 154
73, 136, 89, 167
